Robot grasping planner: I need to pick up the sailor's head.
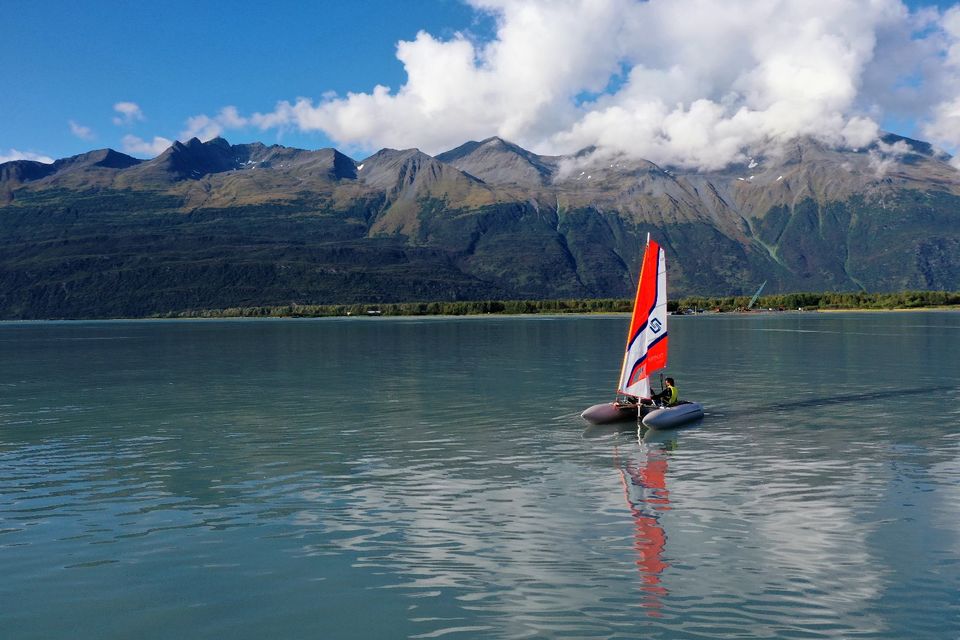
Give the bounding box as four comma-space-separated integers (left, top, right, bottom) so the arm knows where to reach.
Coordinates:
665, 377, 675, 386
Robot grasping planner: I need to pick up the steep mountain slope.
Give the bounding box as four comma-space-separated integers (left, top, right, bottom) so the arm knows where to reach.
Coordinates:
1, 161, 56, 202
357, 147, 500, 236
0, 134, 957, 318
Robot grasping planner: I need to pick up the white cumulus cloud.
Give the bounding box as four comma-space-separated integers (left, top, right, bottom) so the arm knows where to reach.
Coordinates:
121, 134, 172, 157
920, 6, 960, 166
0, 149, 54, 164
180, 106, 247, 142
69, 120, 95, 141
112, 101, 145, 126
186, 0, 960, 169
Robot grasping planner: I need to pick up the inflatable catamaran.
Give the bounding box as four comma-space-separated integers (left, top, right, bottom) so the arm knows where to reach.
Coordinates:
580, 235, 704, 429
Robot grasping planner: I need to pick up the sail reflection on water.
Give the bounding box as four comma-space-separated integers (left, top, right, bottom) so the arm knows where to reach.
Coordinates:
614, 440, 673, 617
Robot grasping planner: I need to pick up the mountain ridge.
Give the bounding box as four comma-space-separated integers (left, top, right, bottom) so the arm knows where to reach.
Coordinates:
0, 133, 957, 318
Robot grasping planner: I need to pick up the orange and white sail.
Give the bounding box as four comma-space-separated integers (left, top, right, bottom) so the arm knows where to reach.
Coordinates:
617, 235, 668, 399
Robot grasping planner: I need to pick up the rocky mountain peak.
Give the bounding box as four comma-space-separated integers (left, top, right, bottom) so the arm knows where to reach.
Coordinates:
134, 136, 244, 180
53, 148, 140, 171
436, 136, 557, 187
204, 136, 232, 149
358, 148, 452, 190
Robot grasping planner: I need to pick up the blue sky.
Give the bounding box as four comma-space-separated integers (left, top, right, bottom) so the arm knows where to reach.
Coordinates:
3, 0, 960, 167
2, 0, 488, 159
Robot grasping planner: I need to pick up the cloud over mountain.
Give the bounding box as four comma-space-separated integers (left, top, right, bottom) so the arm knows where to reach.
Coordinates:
122, 134, 173, 157
0, 149, 54, 164
179, 0, 960, 170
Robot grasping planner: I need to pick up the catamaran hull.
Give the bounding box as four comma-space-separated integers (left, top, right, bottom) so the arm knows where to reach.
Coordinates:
581, 402, 638, 425
641, 402, 704, 429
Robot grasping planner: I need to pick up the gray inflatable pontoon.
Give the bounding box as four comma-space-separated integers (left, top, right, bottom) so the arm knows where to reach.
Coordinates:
641, 401, 704, 429
581, 402, 639, 425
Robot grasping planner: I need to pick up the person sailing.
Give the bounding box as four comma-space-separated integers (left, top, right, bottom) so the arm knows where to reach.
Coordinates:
651, 377, 679, 406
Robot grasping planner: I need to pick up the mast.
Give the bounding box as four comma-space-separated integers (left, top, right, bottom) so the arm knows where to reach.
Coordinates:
747, 280, 767, 310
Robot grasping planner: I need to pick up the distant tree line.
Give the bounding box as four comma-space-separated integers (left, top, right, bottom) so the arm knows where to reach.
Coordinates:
676, 290, 960, 312
153, 290, 960, 319
154, 298, 634, 318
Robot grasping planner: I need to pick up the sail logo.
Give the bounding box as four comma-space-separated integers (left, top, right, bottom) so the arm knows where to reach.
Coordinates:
650, 318, 663, 334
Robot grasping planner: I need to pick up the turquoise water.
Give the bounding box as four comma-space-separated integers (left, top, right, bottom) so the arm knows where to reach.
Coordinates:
1, 313, 958, 639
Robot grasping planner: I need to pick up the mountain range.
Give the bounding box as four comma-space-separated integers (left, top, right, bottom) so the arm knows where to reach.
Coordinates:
1, 133, 958, 318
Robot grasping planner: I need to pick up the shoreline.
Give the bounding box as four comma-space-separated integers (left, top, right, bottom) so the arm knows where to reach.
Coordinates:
814, 306, 960, 313
1, 291, 957, 322
1, 306, 958, 323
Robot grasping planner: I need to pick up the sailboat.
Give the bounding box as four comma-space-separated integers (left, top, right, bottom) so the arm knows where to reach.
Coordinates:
581, 234, 704, 429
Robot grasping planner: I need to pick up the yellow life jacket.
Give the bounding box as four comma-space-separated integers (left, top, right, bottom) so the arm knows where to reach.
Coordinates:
666, 385, 678, 405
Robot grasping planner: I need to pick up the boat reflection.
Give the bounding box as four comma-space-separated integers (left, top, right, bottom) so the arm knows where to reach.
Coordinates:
614, 434, 675, 617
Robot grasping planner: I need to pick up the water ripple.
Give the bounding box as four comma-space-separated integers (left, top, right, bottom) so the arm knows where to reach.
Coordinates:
0, 315, 958, 638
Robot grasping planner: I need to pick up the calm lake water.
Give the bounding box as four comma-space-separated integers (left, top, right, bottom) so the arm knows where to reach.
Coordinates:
1, 312, 958, 639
